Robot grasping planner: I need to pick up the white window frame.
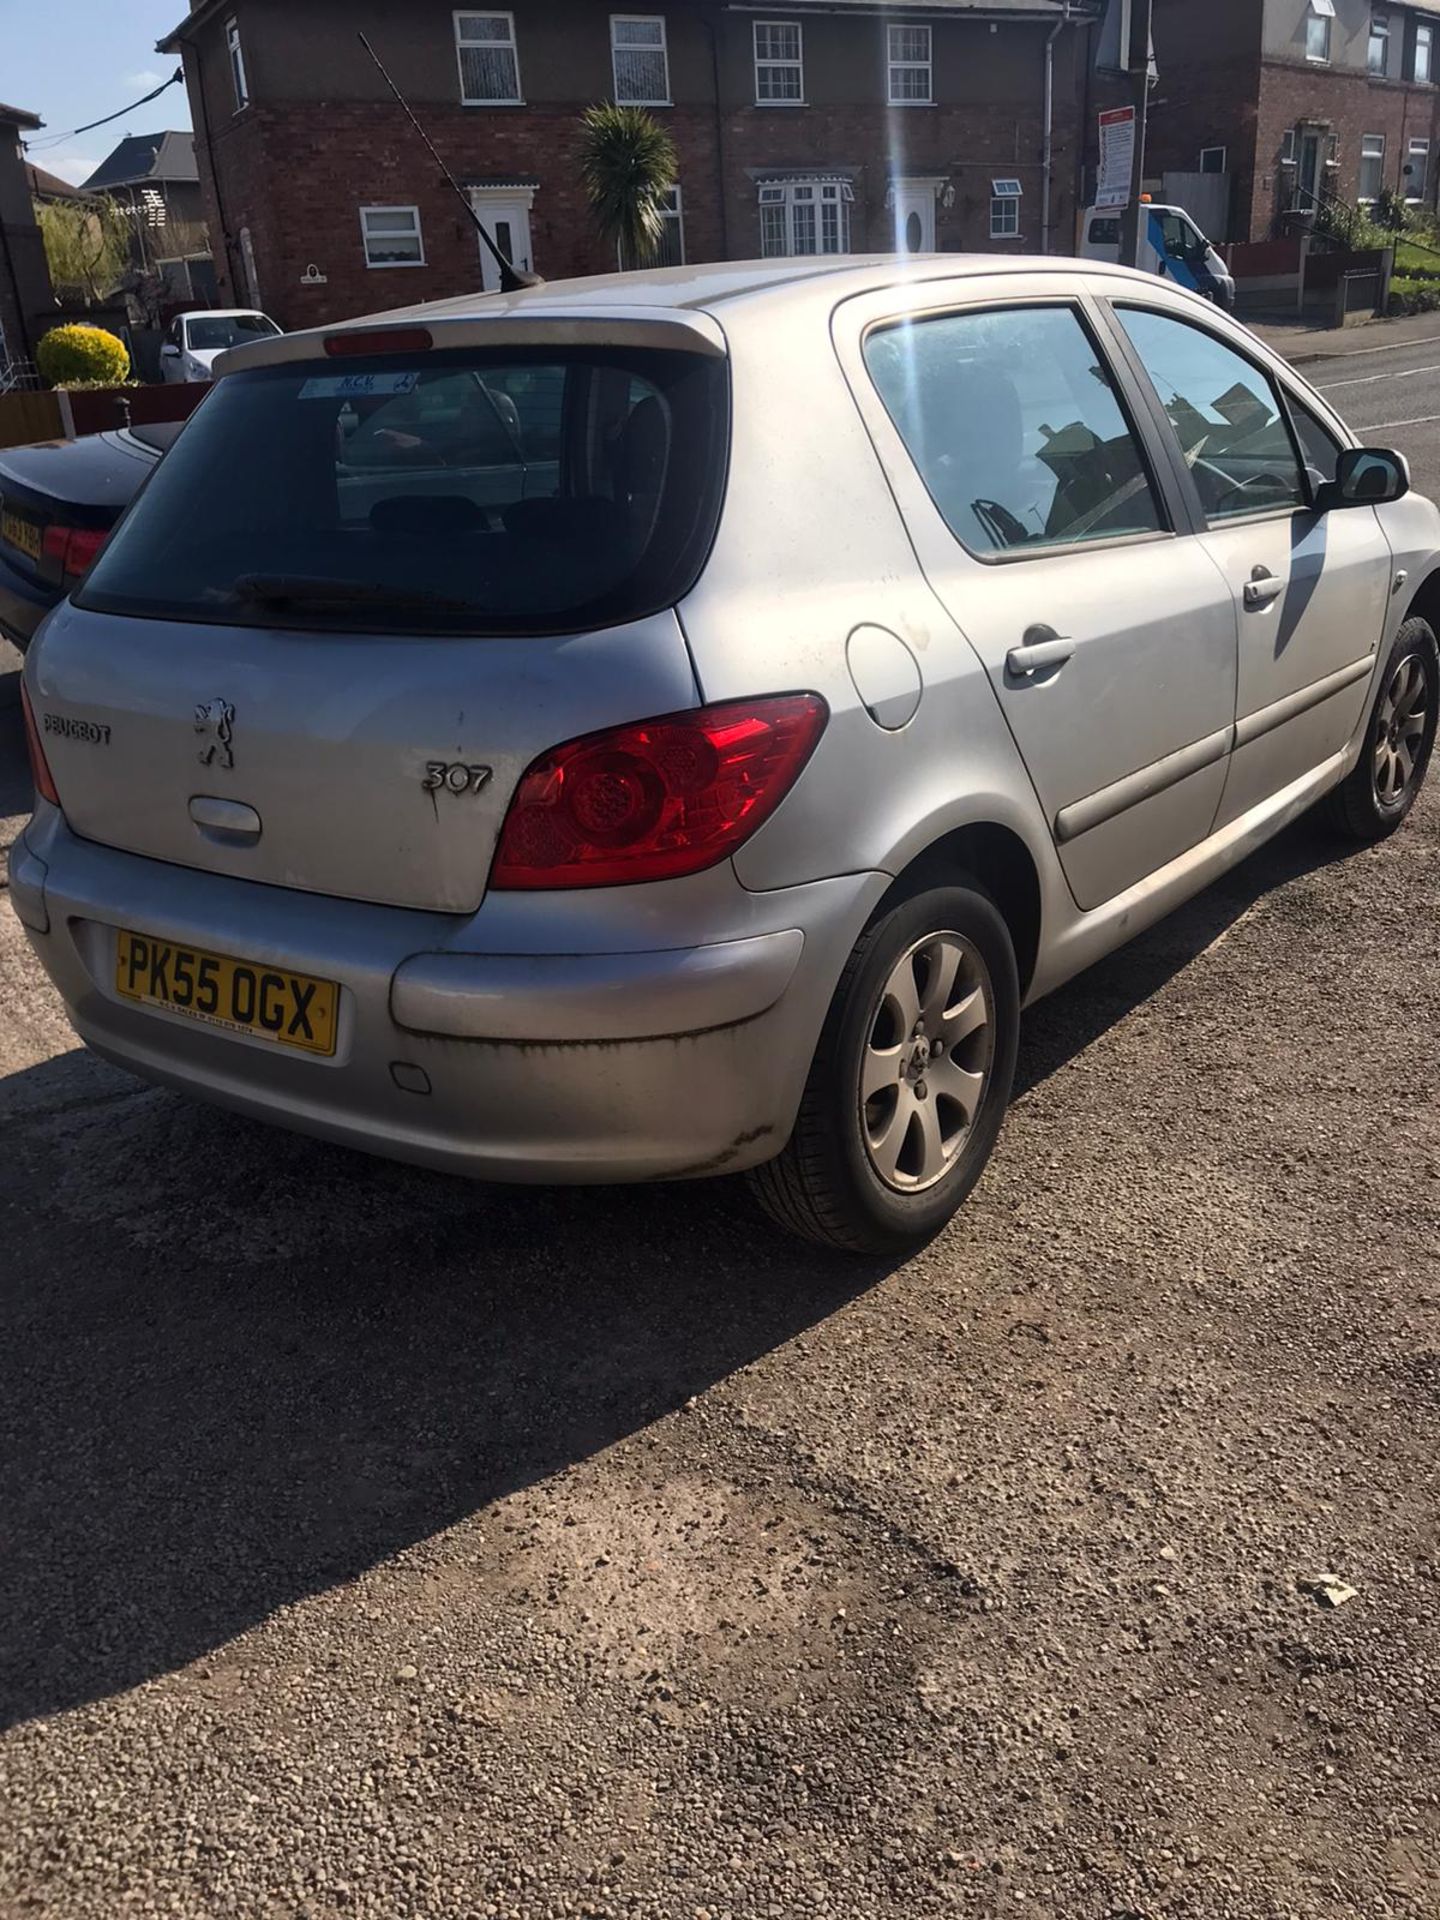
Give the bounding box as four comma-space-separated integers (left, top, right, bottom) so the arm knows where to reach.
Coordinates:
1306, 7, 1332, 63
1358, 131, 1386, 203
887, 23, 933, 105
990, 180, 1022, 241
1368, 9, 1390, 75
618, 183, 685, 268
754, 21, 805, 105
1417, 21, 1434, 83
611, 15, 671, 105
225, 16, 249, 111
656, 181, 685, 264
360, 204, 426, 269
454, 10, 524, 107
1407, 136, 1430, 202
757, 178, 851, 255
1200, 144, 1227, 173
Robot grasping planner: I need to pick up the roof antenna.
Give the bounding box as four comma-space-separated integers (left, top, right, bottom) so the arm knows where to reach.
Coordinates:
357, 31, 542, 293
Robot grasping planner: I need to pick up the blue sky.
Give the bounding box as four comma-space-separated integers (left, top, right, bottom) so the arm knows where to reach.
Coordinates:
7, 0, 194, 187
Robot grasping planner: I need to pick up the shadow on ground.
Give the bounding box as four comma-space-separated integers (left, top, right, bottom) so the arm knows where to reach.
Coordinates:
0, 688, 1365, 1729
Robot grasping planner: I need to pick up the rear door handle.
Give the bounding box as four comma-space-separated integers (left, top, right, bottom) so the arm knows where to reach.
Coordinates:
1006, 628, 1076, 678
1243, 566, 1286, 611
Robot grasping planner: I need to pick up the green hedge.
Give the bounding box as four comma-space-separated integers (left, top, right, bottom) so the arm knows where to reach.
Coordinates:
1388, 275, 1440, 315
35, 324, 131, 388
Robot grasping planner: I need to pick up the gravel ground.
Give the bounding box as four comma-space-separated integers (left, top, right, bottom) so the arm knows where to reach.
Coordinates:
1, 648, 1438, 1920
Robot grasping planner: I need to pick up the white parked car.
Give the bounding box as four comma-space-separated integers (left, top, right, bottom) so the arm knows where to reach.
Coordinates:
159, 308, 282, 383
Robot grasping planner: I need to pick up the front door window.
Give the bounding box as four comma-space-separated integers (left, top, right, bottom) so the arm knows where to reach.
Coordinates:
1114, 306, 1305, 521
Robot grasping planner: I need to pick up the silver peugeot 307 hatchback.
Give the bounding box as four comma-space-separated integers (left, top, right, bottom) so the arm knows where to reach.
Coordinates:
12, 259, 1439, 1250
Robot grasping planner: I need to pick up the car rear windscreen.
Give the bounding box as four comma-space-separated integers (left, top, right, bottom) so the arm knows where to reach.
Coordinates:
78, 344, 729, 635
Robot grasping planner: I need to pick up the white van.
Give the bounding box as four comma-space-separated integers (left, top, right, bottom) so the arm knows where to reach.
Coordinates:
1081, 202, 1235, 310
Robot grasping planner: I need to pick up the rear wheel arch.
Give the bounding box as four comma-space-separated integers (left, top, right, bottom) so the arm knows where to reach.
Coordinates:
872, 822, 1043, 999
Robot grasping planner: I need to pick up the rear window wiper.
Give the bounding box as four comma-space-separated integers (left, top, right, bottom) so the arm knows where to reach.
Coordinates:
223, 573, 478, 613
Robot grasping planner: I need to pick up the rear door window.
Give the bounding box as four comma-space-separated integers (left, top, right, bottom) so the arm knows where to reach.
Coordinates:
78, 345, 728, 634
863, 304, 1165, 555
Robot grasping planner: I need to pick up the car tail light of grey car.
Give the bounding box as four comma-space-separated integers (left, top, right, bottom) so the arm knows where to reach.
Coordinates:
490, 696, 829, 889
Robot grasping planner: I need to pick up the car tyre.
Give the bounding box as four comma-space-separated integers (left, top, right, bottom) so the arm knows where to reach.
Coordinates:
748, 882, 1019, 1254
1320, 617, 1437, 843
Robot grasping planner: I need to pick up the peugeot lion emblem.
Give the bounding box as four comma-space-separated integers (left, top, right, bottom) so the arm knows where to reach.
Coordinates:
195, 698, 236, 770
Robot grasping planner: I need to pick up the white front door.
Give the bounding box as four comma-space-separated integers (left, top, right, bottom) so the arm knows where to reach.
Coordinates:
893, 184, 935, 255
471, 195, 534, 292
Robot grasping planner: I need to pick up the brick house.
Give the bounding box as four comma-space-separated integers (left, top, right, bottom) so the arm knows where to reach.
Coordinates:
1144, 0, 1440, 242
0, 100, 58, 373
158, 0, 1095, 330
81, 131, 217, 303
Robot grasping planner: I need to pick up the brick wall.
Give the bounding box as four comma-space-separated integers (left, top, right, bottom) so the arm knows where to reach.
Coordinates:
177, 4, 1092, 332
1252, 61, 1440, 240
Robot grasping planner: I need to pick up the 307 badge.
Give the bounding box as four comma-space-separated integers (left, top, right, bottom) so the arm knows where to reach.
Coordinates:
114, 930, 339, 1056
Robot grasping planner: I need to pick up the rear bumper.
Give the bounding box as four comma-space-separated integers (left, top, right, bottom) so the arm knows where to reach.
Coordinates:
11, 813, 883, 1183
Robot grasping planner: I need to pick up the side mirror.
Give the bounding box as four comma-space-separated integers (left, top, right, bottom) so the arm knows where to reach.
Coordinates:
160, 343, 180, 357
1314, 446, 1410, 512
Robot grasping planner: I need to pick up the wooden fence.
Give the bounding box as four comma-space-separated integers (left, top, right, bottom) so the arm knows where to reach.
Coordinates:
0, 382, 207, 453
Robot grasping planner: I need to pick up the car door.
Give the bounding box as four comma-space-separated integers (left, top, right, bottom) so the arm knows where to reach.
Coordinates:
841, 281, 1239, 912
1106, 300, 1392, 828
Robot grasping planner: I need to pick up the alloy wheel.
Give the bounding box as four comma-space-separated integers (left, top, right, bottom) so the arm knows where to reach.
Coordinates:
1373, 651, 1431, 809
860, 931, 995, 1193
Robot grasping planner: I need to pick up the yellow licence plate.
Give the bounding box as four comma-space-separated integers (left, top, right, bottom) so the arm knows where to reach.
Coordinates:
2, 510, 42, 563
115, 930, 339, 1056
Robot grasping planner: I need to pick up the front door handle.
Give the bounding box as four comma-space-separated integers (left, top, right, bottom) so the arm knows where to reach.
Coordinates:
1006, 627, 1076, 678
1243, 566, 1286, 611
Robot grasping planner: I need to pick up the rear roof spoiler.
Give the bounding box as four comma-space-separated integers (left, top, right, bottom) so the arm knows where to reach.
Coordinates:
215, 307, 728, 378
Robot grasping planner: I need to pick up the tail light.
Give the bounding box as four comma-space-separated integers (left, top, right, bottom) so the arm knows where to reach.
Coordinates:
20, 682, 61, 808
490, 694, 829, 890
42, 523, 109, 582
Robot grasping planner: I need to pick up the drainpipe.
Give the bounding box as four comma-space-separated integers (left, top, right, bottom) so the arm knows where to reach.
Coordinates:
1041, 5, 1068, 256
702, 7, 732, 259
174, 26, 238, 298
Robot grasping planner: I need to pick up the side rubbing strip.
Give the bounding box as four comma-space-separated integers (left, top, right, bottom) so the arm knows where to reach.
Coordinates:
1055, 725, 1233, 845
1233, 654, 1376, 751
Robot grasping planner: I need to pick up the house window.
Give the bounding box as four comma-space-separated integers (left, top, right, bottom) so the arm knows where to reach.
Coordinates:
1200, 145, 1227, 173
1369, 9, 1390, 74
887, 24, 932, 104
361, 205, 425, 267
1281, 127, 1298, 165
754, 22, 804, 104
1306, 0, 1333, 62
1359, 132, 1386, 201
990, 179, 1022, 239
1417, 22, 1434, 82
455, 12, 523, 104
656, 183, 685, 264
758, 179, 851, 255
225, 16, 249, 110
612, 16, 670, 104
1407, 137, 1430, 201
